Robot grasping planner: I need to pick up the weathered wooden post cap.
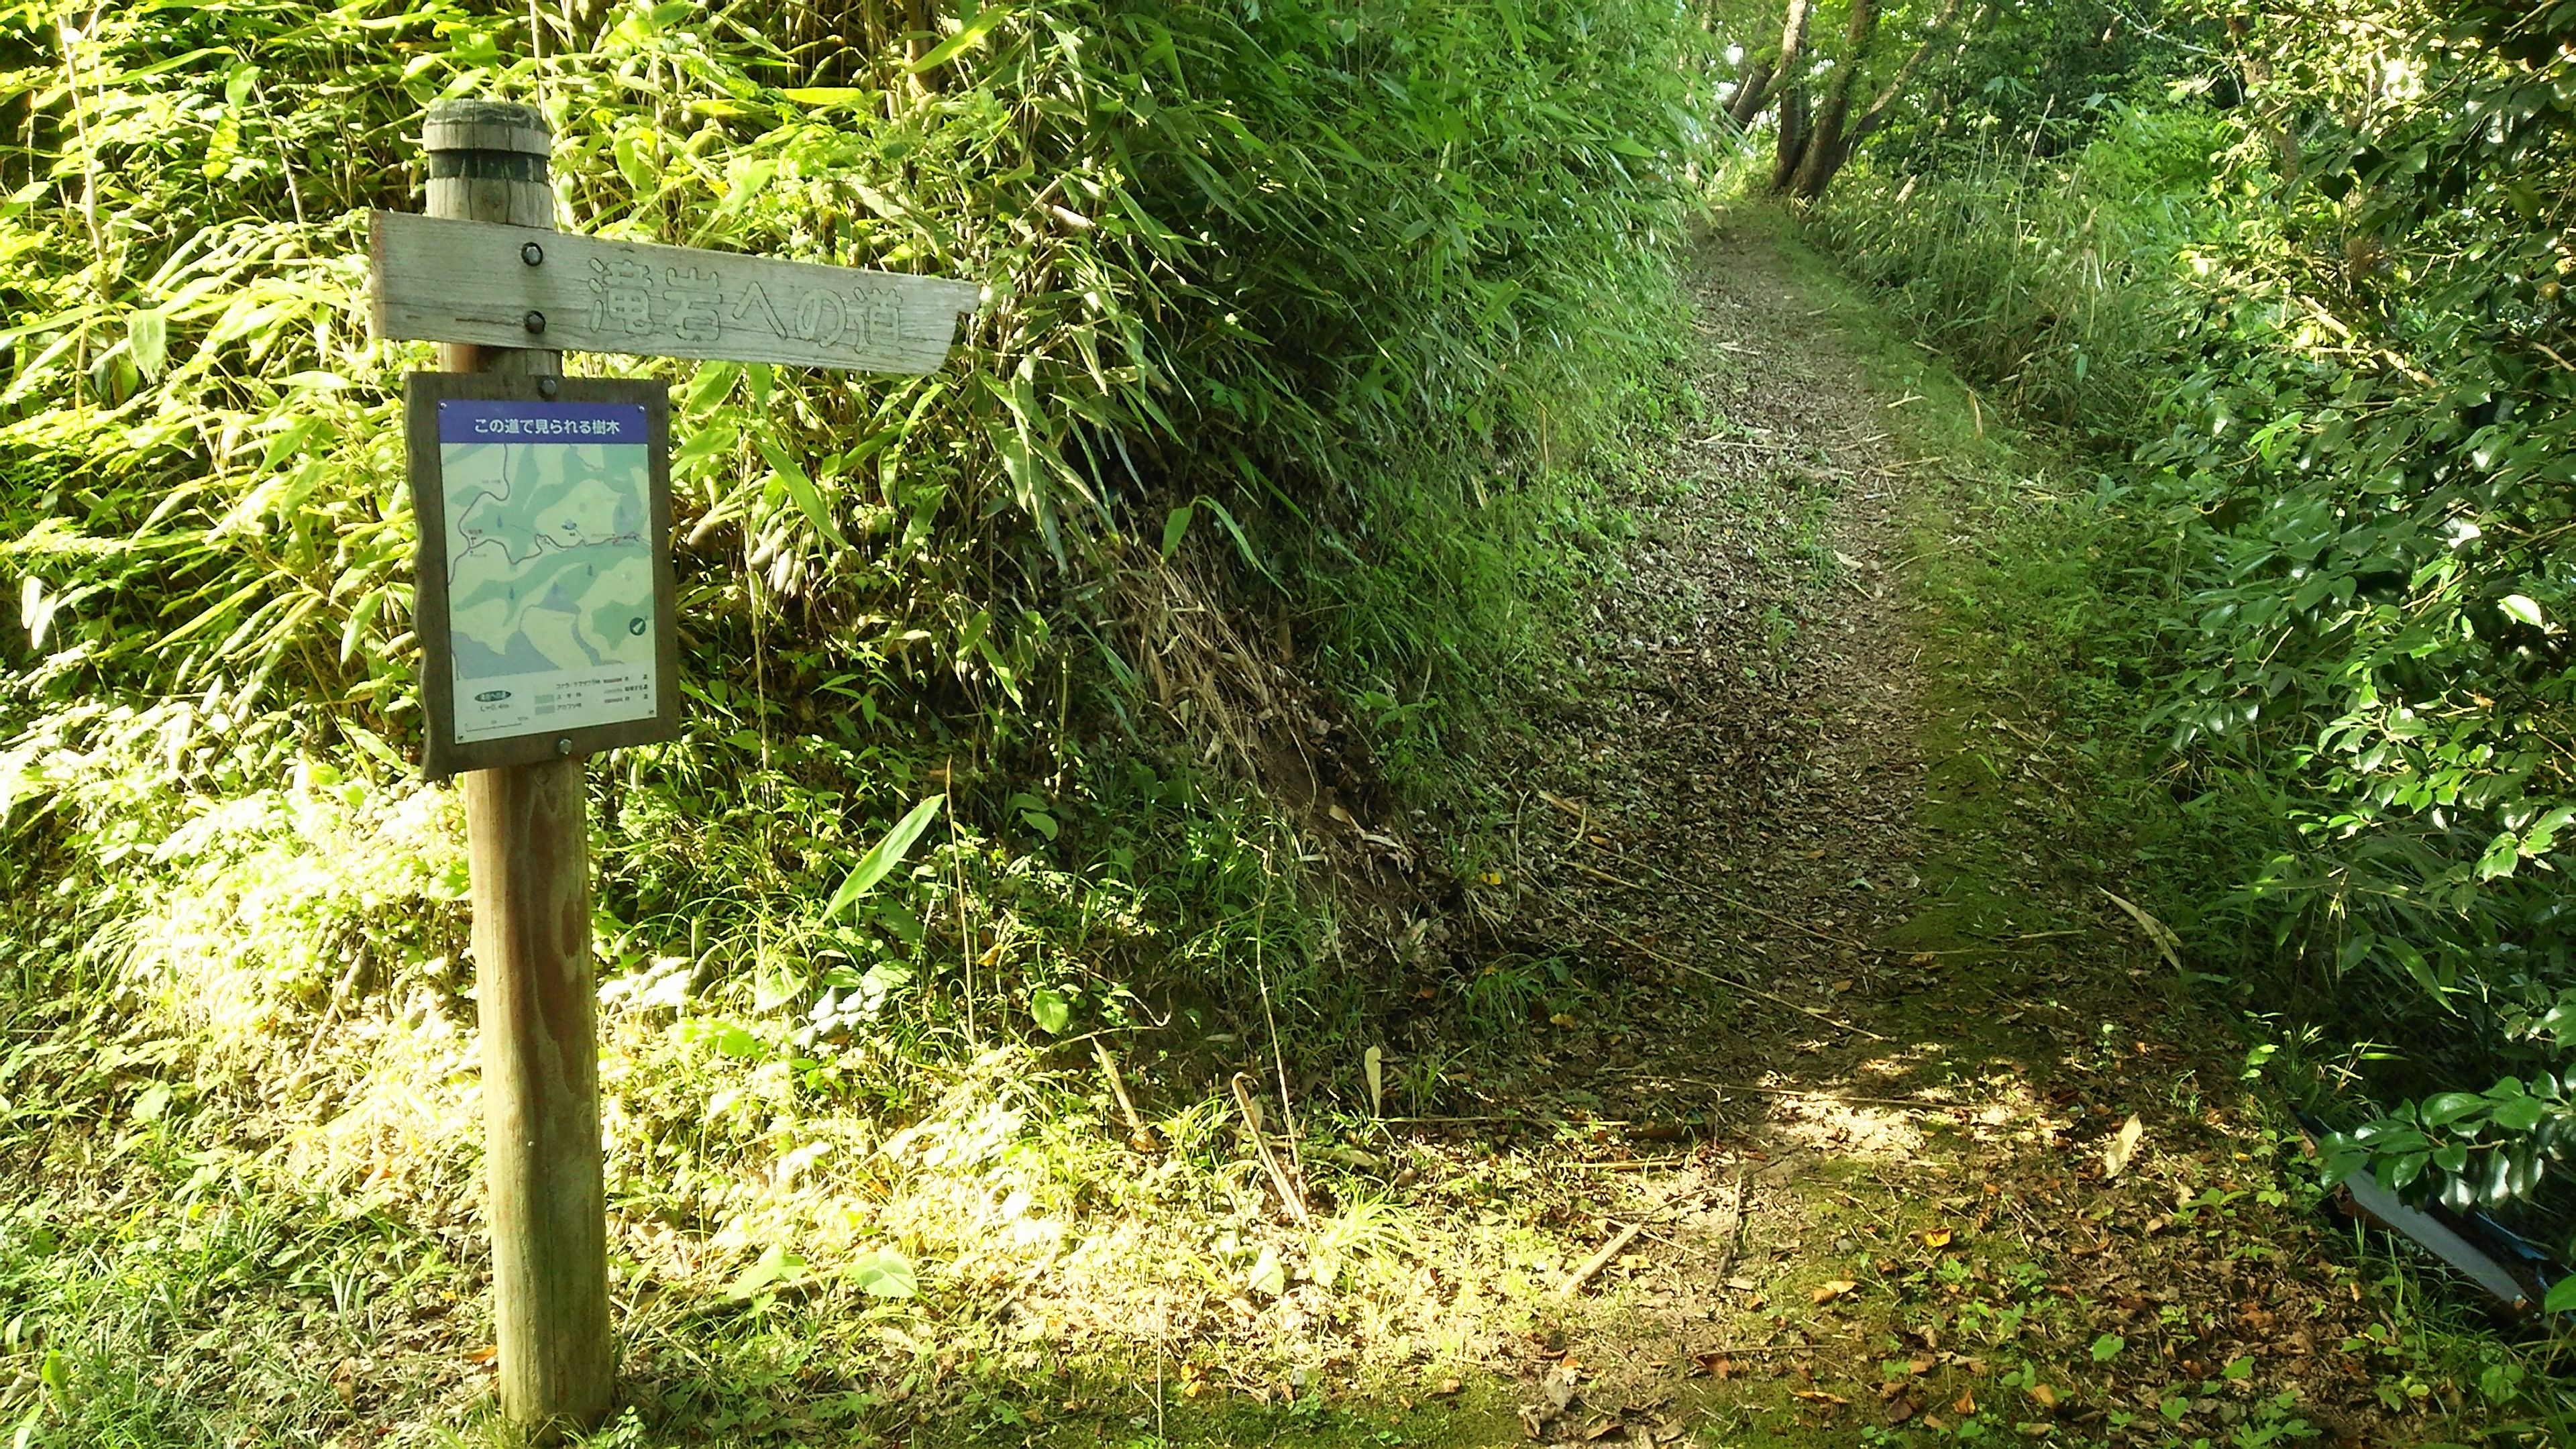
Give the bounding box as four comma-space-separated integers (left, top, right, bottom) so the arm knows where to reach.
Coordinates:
423, 99, 551, 160
422, 99, 555, 233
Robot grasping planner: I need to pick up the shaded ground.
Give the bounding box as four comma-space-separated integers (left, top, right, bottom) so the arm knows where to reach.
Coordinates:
972, 209, 2505, 1449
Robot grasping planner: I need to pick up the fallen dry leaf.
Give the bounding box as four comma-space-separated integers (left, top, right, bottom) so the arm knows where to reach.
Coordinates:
1790, 1389, 1851, 1406
1921, 1228, 1952, 1248
2102, 888, 2184, 971
1953, 1389, 1977, 1415
2103, 1114, 2145, 1179
464, 1344, 498, 1366
1812, 1279, 1859, 1304
2028, 1383, 2058, 1409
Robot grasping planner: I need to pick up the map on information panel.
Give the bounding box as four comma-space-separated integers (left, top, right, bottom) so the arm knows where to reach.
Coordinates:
435, 400, 657, 743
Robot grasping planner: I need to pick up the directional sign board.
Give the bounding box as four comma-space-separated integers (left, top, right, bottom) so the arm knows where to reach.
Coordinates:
407, 373, 677, 779
371, 213, 981, 371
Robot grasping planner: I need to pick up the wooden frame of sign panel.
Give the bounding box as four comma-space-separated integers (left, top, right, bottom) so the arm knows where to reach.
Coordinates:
407, 372, 678, 780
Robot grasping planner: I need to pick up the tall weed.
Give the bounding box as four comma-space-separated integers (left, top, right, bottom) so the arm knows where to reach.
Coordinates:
1804, 5, 2576, 1230
0, 0, 1709, 1071
1808, 103, 2226, 443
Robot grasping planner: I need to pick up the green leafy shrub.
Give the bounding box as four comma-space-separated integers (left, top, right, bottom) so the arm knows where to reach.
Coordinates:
0, 0, 1708, 1083
1800, 0, 2576, 1228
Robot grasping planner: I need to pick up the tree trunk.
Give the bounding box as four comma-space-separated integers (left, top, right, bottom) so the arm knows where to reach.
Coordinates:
1771, 83, 1810, 190
1788, 72, 1858, 197
1775, 0, 1814, 75
1737, 0, 1811, 130
1786, 0, 1976, 201
1778, 0, 1867, 193
1729, 57, 1778, 128
1845, 0, 1970, 150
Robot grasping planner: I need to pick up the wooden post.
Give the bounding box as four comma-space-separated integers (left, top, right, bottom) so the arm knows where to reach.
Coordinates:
425, 99, 615, 1438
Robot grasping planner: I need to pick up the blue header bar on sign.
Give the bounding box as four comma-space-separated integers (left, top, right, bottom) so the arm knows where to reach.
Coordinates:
437, 400, 649, 445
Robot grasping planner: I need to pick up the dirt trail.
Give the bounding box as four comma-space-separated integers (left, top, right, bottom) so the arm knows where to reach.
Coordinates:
1367, 215, 2410, 1447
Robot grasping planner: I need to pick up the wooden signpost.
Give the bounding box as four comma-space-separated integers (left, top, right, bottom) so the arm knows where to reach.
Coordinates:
375, 99, 978, 1438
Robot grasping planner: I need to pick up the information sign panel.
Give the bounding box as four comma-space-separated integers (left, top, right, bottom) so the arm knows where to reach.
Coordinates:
406, 373, 678, 779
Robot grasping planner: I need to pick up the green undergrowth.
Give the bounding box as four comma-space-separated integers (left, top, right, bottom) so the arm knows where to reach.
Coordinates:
1750, 136, 2576, 1434
1801, 1, 2576, 1251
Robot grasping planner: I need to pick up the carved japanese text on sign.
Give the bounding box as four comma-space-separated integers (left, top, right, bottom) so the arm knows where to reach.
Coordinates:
370, 212, 981, 374
580, 256, 912, 356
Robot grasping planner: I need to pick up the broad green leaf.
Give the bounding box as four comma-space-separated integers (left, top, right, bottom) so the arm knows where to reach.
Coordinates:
2489, 1095, 2551, 1132
2546, 1275, 2576, 1315
910, 6, 1010, 71
724, 1244, 804, 1301
2421, 1091, 2487, 1127
1029, 985, 1071, 1034
2477, 831, 2522, 881
782, 469, 849, 551
824, 797, 943, 920
131, 1083, 172, 1122
848, 1247, 917, 1299
1160, 501, 1194, 560
1246, 1245, 1285, 1298
126, 307, 166, 380
2500, 594, 2545, 627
